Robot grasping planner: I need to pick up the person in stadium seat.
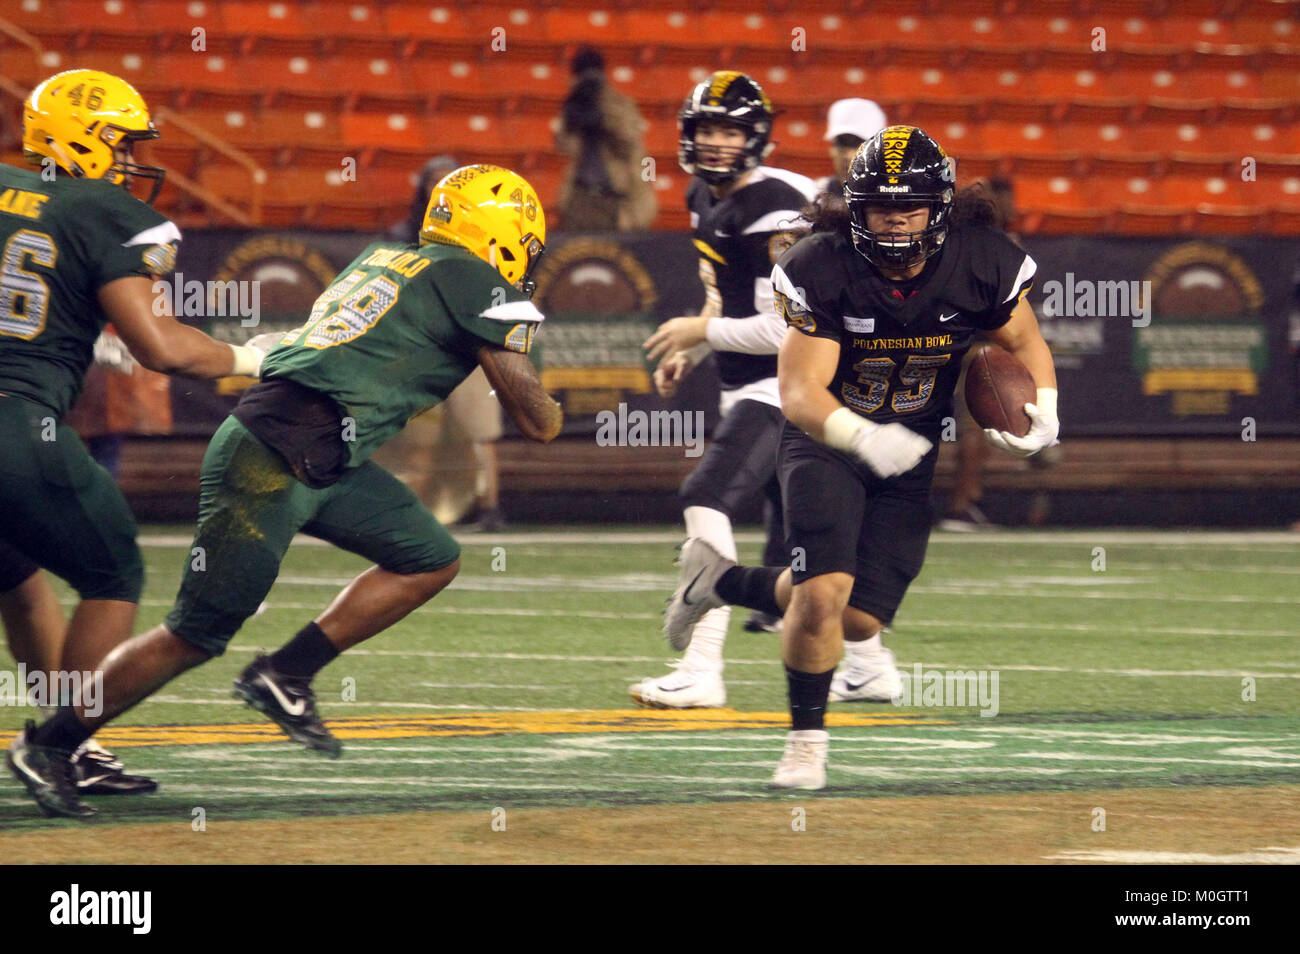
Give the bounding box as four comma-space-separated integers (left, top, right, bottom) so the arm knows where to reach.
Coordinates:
656, 126, 1059, 789
554, 46, 657, 231
7, 164, 562, 820
1, 69, 273, 806
627, 71, 824, 708
817, 98, 888, 200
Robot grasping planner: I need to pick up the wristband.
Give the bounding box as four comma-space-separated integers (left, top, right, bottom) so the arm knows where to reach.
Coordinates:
229, 344, 262, 377
822, 406, 872, 451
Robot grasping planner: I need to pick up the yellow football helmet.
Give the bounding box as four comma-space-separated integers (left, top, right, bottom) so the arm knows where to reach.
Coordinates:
23, 68, 165, 204
420, 164, 546, 296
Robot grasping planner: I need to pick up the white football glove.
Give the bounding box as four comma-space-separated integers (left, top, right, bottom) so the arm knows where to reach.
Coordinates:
227, 332, 283, 378
92, 331, 137, 374
984, 388, 1060, 458
824, 407, 933, 478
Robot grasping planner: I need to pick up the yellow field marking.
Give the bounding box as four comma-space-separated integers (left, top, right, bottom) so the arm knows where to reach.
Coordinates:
0, 709, 947, 748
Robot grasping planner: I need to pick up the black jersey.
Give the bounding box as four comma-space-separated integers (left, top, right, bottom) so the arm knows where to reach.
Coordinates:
688, 167, 816, 390
772, 224, 1035, 442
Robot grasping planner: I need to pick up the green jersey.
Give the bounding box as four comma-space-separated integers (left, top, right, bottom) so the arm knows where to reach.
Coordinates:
262, 241, 544, 467
0, 164, 180, 417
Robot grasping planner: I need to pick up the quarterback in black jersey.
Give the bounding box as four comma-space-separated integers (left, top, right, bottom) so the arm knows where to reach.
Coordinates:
660, 126, 1059, 788
629, 71, 818, 709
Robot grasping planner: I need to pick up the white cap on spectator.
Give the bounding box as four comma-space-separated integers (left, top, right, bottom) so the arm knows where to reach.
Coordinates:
824, 98, 888, 142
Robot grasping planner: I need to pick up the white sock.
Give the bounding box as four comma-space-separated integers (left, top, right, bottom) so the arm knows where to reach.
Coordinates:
682, 605, 728, 672
683, 505, 738, 561
789, 728, 829, 743
679, 505, 737, 672
845, 632, 884, 660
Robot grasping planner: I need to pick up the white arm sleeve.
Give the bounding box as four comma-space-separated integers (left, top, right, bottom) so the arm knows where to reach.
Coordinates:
703, 277, 786, 355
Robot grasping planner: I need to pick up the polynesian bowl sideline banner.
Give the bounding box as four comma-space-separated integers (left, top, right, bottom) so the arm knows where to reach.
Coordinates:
168, 230, 1300, 439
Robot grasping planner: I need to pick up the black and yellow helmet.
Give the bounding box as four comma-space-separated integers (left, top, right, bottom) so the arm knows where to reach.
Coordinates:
846, 125, 955, 269
23, 68, 165, 204
677, 71, 775, 185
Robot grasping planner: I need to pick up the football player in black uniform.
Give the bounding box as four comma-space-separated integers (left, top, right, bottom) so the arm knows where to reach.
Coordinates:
661, 126, 1059, 788
629, 71, 819, 708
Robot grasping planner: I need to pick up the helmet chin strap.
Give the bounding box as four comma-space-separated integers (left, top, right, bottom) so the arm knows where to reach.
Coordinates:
487, 242, 498, 271
43, 138, 85, 178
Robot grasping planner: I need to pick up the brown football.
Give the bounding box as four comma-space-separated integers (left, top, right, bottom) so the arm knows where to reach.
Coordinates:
965, 345, 1036, 438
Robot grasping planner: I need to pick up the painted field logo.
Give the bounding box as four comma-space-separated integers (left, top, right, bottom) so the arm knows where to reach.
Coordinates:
595, 402, 705, 458
0, 665, 102, 718
893, 665, 1000, 718
50, 884, 151, 935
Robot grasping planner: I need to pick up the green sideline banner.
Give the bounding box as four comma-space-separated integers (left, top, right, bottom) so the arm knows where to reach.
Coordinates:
167, 229, 1300, 438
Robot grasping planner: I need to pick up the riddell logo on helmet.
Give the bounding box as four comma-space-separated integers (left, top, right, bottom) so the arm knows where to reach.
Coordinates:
877, 184, 911, 192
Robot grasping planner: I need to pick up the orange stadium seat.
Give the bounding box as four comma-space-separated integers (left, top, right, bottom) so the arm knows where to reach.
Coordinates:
382, 4, 472, 43
217, 1, 311, 38
136, 0, 225, 35
315, 2, 388, 40
339, 112, 428, 150
538, 7, 628, 45
621, 10, 715, 48
1194, 205, 1268, 234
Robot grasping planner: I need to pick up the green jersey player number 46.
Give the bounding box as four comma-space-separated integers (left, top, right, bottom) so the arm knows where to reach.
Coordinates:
1, 69, 270, 804
7, 162, 562, 819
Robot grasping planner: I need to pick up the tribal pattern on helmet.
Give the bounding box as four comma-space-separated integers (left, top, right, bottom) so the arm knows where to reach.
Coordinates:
845, 125, 955, 270
677, 71, 775, 185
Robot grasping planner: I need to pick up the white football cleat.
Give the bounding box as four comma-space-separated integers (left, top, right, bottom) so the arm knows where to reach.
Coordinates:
829, 646, 903, 703
629, 663, 726, 709
663, 537, 735, 651
770, 729, 828, 790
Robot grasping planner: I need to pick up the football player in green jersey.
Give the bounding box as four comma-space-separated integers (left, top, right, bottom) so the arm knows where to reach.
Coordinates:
1, 70, 270, 805
7, 164, 561, 818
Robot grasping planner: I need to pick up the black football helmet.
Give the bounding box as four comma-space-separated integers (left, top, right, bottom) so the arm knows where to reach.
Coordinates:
845, 125, 955, 269
677, 71, 775, 185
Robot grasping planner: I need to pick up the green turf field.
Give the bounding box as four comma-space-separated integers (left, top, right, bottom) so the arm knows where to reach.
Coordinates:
2, 527, 1297, 845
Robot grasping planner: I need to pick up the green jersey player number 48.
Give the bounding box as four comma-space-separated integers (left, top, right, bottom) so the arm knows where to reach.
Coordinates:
7, 160, 562, 819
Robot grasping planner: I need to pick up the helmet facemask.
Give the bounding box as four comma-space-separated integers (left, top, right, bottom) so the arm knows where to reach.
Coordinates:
677, 71, 775, 186
848, 197, 951, 270
102, 125, 165, 204
23, 70, 167, 205
679, 115, 771, 186
491, 232, 546, 298
845, 125, 955, 271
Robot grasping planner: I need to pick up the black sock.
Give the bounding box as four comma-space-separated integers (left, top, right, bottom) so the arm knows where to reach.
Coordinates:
716, 566, 783, 617
269, 622, 339, 681
786, 666, 835, 731
31, 706, 93, 753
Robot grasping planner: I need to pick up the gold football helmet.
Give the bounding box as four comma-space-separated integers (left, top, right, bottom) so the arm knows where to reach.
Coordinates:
23, 68, 165, 204
420, 164, 546, 296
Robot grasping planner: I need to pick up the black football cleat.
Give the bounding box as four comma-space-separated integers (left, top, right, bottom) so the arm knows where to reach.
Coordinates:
233, 655, 342, 758
73, 742, 158, 795
6, 721, 96, 820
